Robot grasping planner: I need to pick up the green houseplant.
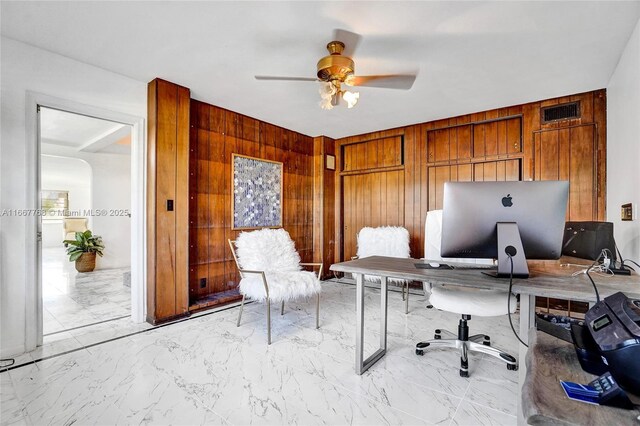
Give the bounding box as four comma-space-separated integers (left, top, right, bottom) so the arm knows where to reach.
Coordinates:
63, 230, 105, 272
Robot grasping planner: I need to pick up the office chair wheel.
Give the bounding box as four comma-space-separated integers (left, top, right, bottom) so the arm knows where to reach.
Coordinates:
507, 364, 518, 371
460, 369, 469, 378
483, 335, 491, 346
426, 304, 433, 309
499, 353, 517, 363
416, 349, 424, 356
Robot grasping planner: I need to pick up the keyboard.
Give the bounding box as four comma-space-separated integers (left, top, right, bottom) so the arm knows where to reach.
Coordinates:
415, 262, 496, 270
452, 265, 496, 270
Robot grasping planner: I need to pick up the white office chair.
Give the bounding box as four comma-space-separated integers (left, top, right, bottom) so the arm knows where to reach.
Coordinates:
229, 228, 323, 345
355, 226, 412, 313
416, 210, 518, 377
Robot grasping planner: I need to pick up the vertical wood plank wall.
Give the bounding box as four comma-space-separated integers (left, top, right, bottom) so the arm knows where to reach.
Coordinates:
147, 79, 190, 324
335, 89, 606, 263
313, 136, 337, 279
188, 100, 315, 309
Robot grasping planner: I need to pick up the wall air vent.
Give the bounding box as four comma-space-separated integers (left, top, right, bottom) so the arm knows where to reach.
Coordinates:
541, 102, 580, 123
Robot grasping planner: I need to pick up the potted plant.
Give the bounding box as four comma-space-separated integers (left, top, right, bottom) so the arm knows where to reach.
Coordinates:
63, 230, 105, 272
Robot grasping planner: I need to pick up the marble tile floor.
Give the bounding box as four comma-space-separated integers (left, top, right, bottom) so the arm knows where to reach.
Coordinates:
42, 247, 132, 335
1, 281, 519, 425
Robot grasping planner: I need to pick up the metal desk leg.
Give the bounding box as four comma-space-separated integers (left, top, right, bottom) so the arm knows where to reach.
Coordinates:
354, 273, 388, 375
380, 277, 388, 351
517, 294, 535, 425
355, 273, 365, 374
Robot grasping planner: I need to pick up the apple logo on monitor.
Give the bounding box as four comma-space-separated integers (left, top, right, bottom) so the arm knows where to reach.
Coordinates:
502, 194, 513, 207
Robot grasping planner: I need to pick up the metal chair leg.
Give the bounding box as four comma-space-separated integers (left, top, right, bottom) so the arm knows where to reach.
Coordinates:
267, 298, 272, 345
402, 282, 406, 301
237, 295, 245, 327
316, 293, 320, 329
405, 281, 409, 314
281, 300, 285, 316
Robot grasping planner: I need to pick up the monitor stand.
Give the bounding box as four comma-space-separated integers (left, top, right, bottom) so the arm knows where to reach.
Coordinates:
483, 222, 530, 279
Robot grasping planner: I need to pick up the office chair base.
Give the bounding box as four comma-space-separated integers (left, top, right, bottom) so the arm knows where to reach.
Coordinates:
415, 317, 517, 376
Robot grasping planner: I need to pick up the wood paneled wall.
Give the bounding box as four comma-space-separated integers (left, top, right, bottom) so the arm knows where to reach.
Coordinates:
313, 136, 337, 279
188, 100, 315, 309
147, 79, 190, 324
335, 89, 606, 262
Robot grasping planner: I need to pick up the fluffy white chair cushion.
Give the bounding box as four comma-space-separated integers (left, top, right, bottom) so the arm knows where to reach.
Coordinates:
239, 271, 320, 302
356, 226, 410, 284
235, 228, 320, 302
430, 285, 517, 317
357, 226, 411, 259
236, 228, 301, 272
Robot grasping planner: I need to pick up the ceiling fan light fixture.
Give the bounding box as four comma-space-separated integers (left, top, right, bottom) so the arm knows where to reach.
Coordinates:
343, 90, 359, 108
319, 81, 337, 98
319, 96, 334, 110
344, 74, 356, 86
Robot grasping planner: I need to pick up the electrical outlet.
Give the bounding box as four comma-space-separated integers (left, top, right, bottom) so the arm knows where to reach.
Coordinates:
621, 203, 634, 221
199, 278, 207, 289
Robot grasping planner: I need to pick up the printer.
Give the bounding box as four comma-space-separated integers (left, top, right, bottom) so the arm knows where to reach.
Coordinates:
572, 291, 640, 394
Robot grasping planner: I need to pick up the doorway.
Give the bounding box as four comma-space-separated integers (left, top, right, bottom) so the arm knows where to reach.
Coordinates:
38, 107, 134, 341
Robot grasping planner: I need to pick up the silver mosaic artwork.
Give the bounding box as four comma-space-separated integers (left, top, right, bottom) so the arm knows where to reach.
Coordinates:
233, 155, 282, 229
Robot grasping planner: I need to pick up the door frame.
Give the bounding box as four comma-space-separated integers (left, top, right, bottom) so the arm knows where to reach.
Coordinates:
25, 91, 146, 349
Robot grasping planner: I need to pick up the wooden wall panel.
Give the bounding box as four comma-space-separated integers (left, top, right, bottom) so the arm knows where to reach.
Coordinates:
312, 136, 336, 279
342, 169, 405, 260
335, 89, 606, 261
343, 136, 402, 171
189, 100, 314, 309
147, 79, 190, 324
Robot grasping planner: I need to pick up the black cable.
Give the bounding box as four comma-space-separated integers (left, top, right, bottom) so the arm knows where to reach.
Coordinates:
623, 259, 640, 270
584, 253, 602, 303
507, 254, 528, 348
585, 268, 601, 303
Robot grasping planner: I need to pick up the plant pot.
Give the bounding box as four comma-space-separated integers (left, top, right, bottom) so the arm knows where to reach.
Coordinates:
75, 252, 96, 273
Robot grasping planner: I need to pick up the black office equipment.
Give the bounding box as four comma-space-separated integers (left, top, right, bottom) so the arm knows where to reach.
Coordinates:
580, 292, 640, 394
562, 221, 616, 261
570, 322, 609, 376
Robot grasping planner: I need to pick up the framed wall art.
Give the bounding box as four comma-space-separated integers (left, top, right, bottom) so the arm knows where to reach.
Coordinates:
231, 154, 283, 230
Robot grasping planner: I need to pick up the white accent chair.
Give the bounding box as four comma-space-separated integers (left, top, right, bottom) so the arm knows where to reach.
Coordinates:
228, 228, 323, 345
354, 226, 412, 313
416, 210, 518, 377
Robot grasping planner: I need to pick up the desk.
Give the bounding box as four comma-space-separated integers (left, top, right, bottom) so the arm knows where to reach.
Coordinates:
523, 329, 640, 425
329, 256, 640, 422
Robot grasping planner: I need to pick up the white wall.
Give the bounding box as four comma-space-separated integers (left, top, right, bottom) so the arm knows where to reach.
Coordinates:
607, 18, 640, 264
41, 145, 131, 269
41, 155, 93, 248
0, 37, 146, 357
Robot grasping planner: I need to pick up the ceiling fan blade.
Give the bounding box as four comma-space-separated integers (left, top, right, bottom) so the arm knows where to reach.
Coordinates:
348, 74, 417, 90
255, 76, 317, 82
332, 29, 362, 57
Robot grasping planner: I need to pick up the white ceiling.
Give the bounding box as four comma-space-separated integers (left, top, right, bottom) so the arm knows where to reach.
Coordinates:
3, 1, 639, 138
40, 108, 131, 155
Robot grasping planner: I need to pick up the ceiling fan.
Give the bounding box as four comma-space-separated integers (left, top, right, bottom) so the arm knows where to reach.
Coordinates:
255, 29, 417, 110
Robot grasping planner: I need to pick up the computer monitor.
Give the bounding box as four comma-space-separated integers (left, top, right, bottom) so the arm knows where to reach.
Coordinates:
440, 181, 569, 278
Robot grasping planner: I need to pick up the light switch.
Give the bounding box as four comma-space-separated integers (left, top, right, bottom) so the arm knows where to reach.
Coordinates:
621, 203, 634, 221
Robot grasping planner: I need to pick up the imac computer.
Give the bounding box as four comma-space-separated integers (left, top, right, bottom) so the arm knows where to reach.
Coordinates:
440, 181, 569, 278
